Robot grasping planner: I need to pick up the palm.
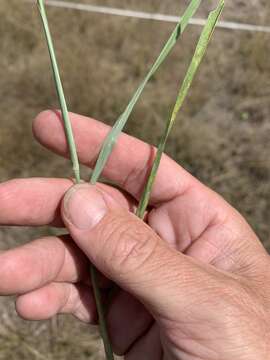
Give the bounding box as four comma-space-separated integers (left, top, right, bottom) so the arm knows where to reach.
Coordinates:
0, 111, 264, 359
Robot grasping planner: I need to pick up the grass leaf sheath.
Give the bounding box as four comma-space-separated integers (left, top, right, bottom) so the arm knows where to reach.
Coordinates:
136, 0, 225, 219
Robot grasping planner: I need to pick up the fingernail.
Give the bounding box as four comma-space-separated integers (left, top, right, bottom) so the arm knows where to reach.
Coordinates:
64, 185, 107, 230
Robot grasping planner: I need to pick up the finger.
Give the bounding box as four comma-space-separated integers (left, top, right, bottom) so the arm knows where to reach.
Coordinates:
0, 236, 89, 295
107, 291, 153, 355
148, 185, 267, 274
16, 282, 96, 323
185, 209, 268, 275
0, 178, 72, 226
61, 184, 221, 321
126, 324, 162, 360
0, 178, 135, 226
33, 110, 196, 204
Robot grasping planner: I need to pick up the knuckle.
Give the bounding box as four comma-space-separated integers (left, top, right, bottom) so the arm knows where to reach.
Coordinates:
99, 214, 159, 275
60, 284, 77, 313
122, 161, 148, 196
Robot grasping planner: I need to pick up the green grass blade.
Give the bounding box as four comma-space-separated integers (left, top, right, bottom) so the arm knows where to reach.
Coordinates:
136, 0, 225, 219
37, 2, 113, 359
87, 2, 202, 357
37, 0, 80, 183
90, 0, 201, 184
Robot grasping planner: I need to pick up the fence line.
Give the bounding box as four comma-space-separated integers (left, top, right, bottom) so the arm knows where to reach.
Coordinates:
26, 0, 270, 33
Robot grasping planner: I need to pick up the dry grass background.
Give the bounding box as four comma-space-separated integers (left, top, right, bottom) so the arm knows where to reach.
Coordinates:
0, 0, 269, 358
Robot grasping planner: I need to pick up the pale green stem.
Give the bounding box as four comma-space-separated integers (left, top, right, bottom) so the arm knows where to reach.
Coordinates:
37, 0, 80, 183
91, 267, 114, 360
37, 1, 113, 359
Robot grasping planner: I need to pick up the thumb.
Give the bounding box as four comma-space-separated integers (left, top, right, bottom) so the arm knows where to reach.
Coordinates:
62, 184, 216, 320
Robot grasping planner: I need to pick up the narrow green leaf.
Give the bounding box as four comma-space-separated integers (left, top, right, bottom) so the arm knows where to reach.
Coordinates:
87, 2, 201, 358
37, 0, 80, 183
90, 0, 201, 184
37, 2, 113, 359
136, 0, 225, 218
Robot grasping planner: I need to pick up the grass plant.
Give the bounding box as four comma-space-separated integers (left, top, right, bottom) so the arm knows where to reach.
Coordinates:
136, 0, 225, 218
36, 0, 224, 359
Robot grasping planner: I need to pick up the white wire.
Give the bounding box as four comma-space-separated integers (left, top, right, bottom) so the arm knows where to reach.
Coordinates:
26, 0, 270, 34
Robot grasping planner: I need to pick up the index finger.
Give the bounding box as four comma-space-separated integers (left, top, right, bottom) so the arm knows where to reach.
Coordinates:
33, 110, 198, 204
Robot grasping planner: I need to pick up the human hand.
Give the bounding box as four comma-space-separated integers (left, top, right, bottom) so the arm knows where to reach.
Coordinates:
0, 111, 269, 359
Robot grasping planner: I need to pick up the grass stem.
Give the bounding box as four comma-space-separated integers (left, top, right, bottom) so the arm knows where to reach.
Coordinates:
37, 0, 80, 183
91, 267, 114, 360
37, 1, 114, 358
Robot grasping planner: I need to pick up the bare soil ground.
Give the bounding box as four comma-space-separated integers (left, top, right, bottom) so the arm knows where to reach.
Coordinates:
0, 0, 269, 358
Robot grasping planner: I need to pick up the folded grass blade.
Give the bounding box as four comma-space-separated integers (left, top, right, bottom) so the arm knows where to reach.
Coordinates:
136, 0, 225, 218
90, 0, 201, 184
37, 0, 80, 183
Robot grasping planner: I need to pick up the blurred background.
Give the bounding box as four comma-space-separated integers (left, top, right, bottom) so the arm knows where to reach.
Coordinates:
0, 0, 269, 358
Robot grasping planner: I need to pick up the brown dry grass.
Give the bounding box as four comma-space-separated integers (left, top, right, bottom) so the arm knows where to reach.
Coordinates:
0, 0, 269, 358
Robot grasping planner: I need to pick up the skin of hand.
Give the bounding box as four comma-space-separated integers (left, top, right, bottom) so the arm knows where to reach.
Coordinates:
0, 110, 269, 360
